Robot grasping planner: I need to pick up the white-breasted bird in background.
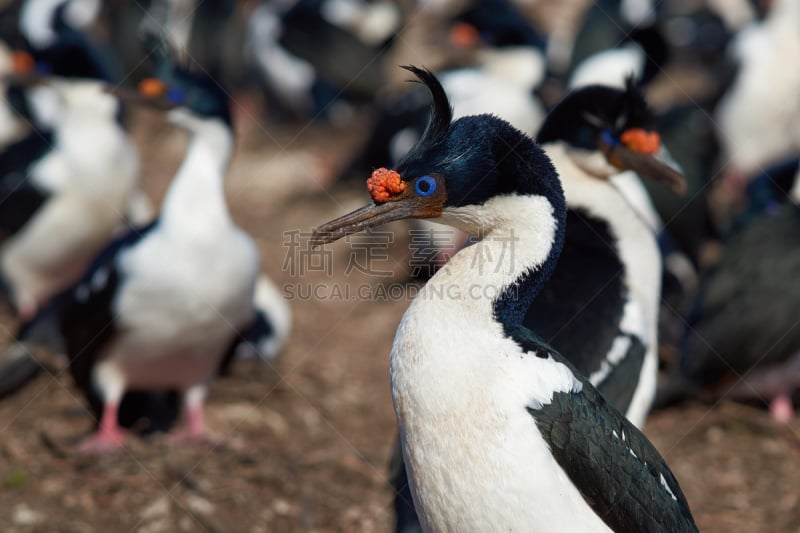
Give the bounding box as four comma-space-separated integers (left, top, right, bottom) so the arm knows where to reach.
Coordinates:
530, 80, 686, 427
0, 40, 263, 452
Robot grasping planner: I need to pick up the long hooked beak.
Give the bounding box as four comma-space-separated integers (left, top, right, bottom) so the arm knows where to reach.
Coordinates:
104, 78, 180, 111
600, 138, 687, 196
312, 169, 446, 247
2, 71, 47, 88
311, 201, 428, 247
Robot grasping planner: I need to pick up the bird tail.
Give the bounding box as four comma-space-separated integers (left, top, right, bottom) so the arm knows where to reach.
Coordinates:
0, 343, 41, 399
237, 276, 292, 363
0, 305, 63, 399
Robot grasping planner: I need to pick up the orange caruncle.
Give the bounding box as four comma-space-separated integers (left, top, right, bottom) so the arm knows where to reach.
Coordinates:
138, 78, 167, 98
620, 128, 660, 154
367, 168, 406, 203
11, 51, 34, 74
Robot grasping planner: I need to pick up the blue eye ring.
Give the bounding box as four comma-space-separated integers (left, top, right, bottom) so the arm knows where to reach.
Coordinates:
415, 176, 437, 197
601, 129, 620, 147
166, 87, 187, 105
34, 61, 51, 75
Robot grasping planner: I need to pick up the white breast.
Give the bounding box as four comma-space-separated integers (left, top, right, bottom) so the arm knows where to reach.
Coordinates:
392, 282, 610, 532
390, 194, 611, 532
116, 226, 258, 342
0, 88, 140, 310
716, 0, 800, 175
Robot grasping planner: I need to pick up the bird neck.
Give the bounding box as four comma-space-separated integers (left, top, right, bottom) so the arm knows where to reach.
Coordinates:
546, 141, 661, 231
0, 88, 27, 148
161, 119, 234, 232
443, 130, 567, 330
433, 191, 564, 330
791, 169, 800, 204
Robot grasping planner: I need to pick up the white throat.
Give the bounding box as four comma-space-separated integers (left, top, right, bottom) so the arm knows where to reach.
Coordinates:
161, 115, 234, 234
433, 194, 557, 306
790, 167, 800, 205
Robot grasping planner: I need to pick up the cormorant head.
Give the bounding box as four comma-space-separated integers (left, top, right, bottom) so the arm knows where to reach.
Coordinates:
107, 35, 231, 129
448, 0, 546, 50
313, 66, 564, 244
537, 78, 686, 193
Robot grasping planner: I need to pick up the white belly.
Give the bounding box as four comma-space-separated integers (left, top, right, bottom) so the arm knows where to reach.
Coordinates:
398, 409, 612, 533
391, 297, 611, 533
106, 229, 258, 390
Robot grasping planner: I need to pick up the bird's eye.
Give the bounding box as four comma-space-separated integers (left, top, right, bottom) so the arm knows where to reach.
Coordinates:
166, 87, 186, 105
415, 176, 436, 197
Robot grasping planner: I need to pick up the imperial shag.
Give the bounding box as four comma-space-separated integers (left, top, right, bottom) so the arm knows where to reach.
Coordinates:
313, 66, 697, 532
530, 80, 686, 426
658, 162, 800, 422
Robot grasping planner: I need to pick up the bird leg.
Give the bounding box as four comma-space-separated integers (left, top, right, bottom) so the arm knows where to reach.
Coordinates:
78, 402, 127, 453
169, 385, 217, 443
769, 394, 795, 424
724, 354, 800, 423
17, 297, 38, 323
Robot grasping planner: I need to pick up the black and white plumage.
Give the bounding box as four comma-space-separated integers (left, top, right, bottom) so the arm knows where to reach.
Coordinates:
314, 67, 696, 532
530, 81, 686, 427
567, 65, 720, 271
0, 78, 140, 320
390, 80, 687, 533
658, 163, 800, 422
715, 0, 800, 178
246, 0, 399, 122
0, 0, 156, 319
4, 50, 260, 452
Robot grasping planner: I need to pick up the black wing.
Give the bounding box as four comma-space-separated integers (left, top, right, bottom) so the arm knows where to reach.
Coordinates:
594, 333, 646, 414
0, 131, 53, 237
0, 343, 42, 399
508, 326, 698, 533
682, 203, 800, 383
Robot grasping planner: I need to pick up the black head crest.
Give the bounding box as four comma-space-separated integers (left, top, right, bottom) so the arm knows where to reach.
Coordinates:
620, 74, 653, 129
537, 75, 653, 148
401, 65, 452, 150
139, 19, 185, 74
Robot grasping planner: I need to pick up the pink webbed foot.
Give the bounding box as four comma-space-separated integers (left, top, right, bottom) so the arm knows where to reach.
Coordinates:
78, 402, 126, 453
168, 402, 219, 445
769, 394, 795, 424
